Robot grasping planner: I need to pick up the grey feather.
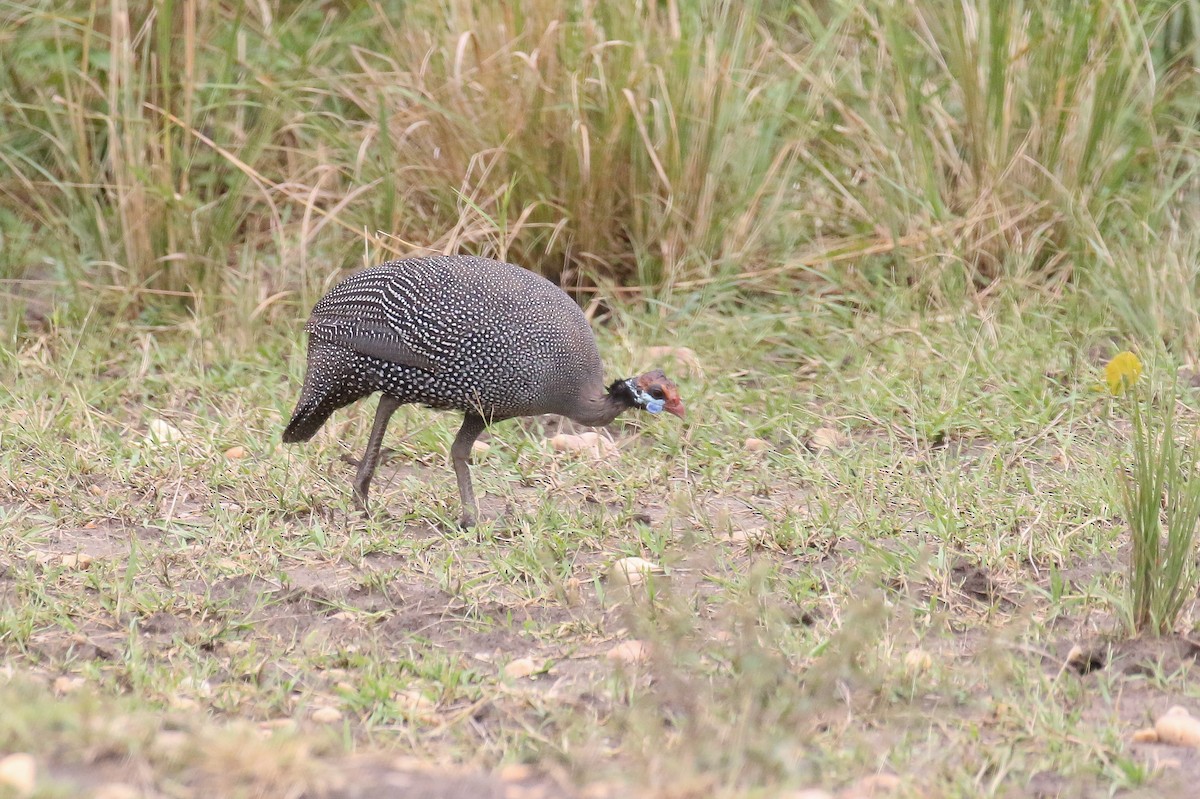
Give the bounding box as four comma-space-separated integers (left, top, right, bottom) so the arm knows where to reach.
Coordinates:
306, 317, 438, 373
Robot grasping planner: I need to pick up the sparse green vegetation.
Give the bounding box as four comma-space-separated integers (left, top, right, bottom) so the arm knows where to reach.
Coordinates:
4, 297, 1200, 797
2, 0, 1200, 797
1110, 352, 1200, 636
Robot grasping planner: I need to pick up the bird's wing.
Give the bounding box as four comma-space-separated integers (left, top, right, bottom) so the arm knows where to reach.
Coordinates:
306, 316, 439, 373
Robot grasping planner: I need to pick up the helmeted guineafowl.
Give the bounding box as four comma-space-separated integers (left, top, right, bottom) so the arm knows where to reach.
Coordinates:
282, 255, 685, 527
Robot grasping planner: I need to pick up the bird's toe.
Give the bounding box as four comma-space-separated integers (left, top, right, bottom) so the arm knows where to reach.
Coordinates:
341, 447, 399, 468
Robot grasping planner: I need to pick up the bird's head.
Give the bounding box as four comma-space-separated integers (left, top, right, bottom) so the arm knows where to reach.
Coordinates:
617, 369, 685, 419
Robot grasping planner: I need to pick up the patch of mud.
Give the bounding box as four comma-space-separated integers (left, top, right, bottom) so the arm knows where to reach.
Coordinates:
28, 622, 125, 664
1057, 635, 1200, 678
1027, 635, 1200, 797
138, 610, 195, 644
950, 558, 1000, 604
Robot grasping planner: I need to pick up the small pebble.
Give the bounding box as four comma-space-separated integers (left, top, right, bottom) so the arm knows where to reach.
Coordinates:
0, 753, 36, 796
610, 557, 664, 587
60, 553, 94, 570
146, 419, 184, 444
809, 426, 847, 451
549, 433, 615, 460
843, 773, 901, 796
179, 676, 213, 697
93, 783, 140, 799
903, 649, 932, 675
53, 675, 86, 695
503, 657, 542, 680
498, 764, 535, 782
395, 689, 437, 713
310, 706, 343, 724
1154, 706, 1200, 748
605, 640, 649, 664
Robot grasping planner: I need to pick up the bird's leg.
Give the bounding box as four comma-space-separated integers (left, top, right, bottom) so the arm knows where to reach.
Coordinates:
352, 394, 402, 512
450, 413, 488, 529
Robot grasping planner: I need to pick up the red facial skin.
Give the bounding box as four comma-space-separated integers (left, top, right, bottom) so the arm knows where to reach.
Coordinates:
664, 396, 685, 418
634, 370, 686, 419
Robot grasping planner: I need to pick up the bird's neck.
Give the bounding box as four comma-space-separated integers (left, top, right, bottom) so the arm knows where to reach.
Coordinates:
568, 379, 637, 427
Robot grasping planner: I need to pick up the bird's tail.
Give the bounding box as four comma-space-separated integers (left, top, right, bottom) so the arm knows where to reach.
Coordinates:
282, 396, 337, 443
282, 340, 372, 443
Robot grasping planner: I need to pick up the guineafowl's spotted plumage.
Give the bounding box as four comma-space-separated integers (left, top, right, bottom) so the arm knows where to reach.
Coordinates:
283, 255, 684, 527
284, 257, 602, 438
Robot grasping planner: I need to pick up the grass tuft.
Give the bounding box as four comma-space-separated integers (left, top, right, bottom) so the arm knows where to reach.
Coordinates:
1, 1, 1196, 314
1113, 354, 1200, 635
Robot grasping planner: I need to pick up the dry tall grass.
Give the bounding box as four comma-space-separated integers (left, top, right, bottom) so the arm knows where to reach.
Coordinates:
0, 1, 1195, 323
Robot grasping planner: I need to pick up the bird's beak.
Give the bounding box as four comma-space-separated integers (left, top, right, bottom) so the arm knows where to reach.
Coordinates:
665, 399, 686, 419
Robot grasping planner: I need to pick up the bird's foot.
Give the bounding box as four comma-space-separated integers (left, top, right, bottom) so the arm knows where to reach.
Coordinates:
352, 486, 374, 517
353, 495, 405, 525
340, 447, 399, 468
459, 504, 514, 539
352, 484, 367, 507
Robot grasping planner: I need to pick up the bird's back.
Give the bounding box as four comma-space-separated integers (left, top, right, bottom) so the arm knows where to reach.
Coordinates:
283, 256, 602, 441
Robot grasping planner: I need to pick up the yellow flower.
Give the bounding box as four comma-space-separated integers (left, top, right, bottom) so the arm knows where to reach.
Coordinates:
1104, 351, 1142, 396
